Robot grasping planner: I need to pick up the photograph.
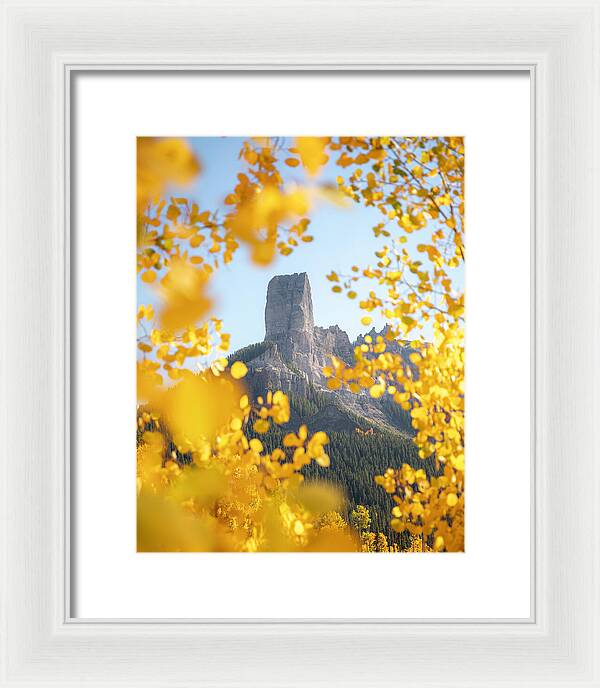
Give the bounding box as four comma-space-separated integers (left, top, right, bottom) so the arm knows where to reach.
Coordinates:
136, 136, 464, 552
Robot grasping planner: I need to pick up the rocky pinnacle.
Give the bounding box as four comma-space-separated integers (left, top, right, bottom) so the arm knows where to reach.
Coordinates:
265, 272, 314, 338
264, 272, 316, 375
237, 271, 414, 436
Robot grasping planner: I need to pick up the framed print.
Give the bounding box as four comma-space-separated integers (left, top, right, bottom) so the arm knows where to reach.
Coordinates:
2, 1, 599, 686
72, 71, 530, 620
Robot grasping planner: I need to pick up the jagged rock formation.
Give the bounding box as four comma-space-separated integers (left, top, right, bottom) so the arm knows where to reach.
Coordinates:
264, 272, 317, 378
231, 272, 415, 436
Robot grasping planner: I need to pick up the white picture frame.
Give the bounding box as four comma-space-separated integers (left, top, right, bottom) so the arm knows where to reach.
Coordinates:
1, 1, 598, 685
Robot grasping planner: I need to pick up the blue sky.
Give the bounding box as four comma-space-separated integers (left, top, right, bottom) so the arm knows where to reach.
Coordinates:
138, 137, 463, 357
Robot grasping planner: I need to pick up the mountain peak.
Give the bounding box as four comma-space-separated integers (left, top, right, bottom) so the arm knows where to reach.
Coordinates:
265, 272, 314, 345
231, 273, 415, 437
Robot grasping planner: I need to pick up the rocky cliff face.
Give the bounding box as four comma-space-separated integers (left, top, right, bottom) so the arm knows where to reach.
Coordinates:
262, 272, 355, 382
236, 272, 414, 436
313, 325, 354, 367
264, 272, 316, 378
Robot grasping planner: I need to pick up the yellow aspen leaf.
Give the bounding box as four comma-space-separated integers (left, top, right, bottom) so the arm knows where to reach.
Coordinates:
283, 432, 302, 448
244, 148, 258, 165
160, 375, 240, 450
316, 454, 331, 468
141, 269, 157, 283
254, 419, 270, 434
136, 137, 200, 218
446, 493, 458, 507
249, 438, 263, 453
137, 304, 154, 321
158, 259, 212, 332
285, 158, 300, 167
310, 430, 328, 445
452, 453, 465, 471
252, 239, 277, 266
195, 210, 211, 224
166, 204, 181, 221
295, 137, 329, 176
230, 361, 248, 379
369, 384, 385, 399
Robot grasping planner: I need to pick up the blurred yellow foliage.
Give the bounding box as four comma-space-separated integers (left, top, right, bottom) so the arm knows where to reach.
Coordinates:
158, 258, 212, 332
294, 137, 330, 176
137, 137, 199, 232
136, 383, 354, 551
